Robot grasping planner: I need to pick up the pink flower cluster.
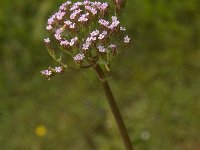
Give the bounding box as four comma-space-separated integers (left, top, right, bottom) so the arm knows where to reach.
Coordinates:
43, 0, 131, 76
41, 66, 64, 78
81, 29, 109, 51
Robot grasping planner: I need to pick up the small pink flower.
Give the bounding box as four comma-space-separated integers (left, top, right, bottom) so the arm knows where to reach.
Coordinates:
44, 38, 50, 43
98, 19, 109, 27
90, 8, 97, 15
83, 0, 90, 5
41, 69, 52, 76
111, 16, 118, 21
46, 25, 52, 30
91, 36, 97, 41
64, 20, 72, 25
47, 15, 55, 25
73, 53, 85, 62
55, 11, 66, 20
56, 28, 63, 34
70, 4, 79, 11
82, 42, 91, 50
98, 31, 107, 40
98, 45, 106, 53
99, 3, 108, 10
60, 40, 69, 46
85, 6, 97, 15
85, 5, 91, 10
55, 67, 63, 73
108, 17, 120, 30
70, 23, 76, 29
70, 12, 77, 20
65, 1, 72, 5
86, 36, 97, 42
90, 30, 100, 37
102, 31, 107, 35
69, 37, 78, 46
78, 14, 89, 22
75, 2, 83, 6
59, 4, 66, 11
120, 26, 126, 31
54, 33, 61, 40
92, 2, 101, 8
124, 35, 130, 43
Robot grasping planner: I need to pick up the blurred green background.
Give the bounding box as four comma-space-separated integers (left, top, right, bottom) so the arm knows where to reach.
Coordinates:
0, 0, 200, 149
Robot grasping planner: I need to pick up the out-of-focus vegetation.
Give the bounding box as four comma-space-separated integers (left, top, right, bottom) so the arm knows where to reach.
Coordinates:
0, 0, 200, 149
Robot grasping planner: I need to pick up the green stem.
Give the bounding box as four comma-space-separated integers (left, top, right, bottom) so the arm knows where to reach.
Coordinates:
93, 64, 133, 150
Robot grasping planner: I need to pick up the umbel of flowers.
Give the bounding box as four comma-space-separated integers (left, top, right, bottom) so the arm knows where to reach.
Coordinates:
41, 0, 130, 79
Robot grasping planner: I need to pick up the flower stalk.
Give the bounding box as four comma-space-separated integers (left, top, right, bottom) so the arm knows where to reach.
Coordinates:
93, 64, 133, 150
41, 1, 133, 149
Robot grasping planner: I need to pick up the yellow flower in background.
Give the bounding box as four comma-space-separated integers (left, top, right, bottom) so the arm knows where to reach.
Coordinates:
35, 125, 47, 137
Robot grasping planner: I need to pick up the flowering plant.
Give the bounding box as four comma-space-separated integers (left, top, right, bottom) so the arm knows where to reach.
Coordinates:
41, 1, 133, 150
41, 0, 130, 79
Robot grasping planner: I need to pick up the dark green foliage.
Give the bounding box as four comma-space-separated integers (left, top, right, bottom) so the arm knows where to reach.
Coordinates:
0, 0, 200, 149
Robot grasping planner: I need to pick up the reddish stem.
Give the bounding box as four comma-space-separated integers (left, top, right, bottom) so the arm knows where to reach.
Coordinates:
93, 64, 134, 150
